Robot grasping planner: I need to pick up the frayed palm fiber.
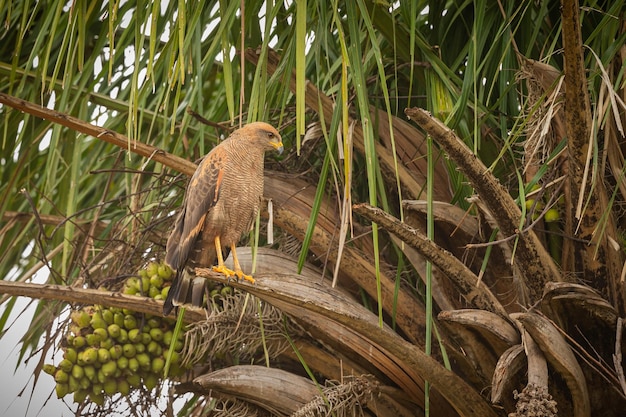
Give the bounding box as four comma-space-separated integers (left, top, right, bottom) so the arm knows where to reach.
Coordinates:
292, 375, 378, 417
181, 290, 297, 367
209, 397, 274, 417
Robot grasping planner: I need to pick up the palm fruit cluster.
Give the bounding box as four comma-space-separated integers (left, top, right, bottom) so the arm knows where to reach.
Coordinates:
43, 262, 188, 405
523, 184, 561, 222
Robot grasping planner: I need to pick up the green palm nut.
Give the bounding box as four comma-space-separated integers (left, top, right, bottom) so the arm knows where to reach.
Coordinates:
117, 378, 130, 396
128, 357, 140, 373
101, 360, 117, 377
126, 372, 141, 387
71, 365, 84, 380
149, 328, 163, 342
148, 285, 161, 299
59, 359, 73, 373
147, 318, 160, 328
109, 345, 123, 359
72, 336, 86, 349
99, 337, 114, 350
136, 352, 151, 370
146, 262, 159, 277
134, 342, 146, 354
64, 348, 77, 363
122, 343, 136, 358
221, 286, 233, 296
147, 340, 161, 356
150, 274, 164, 289
93, 327, 108, 341
68, 375, 80, 393
90, 311, 106, 329
102, 309, 114, 325
55, 383, 69, 398
161, 285, 170, 299
97, 348, 111, 363
83, 347, 98, 365
117, 356, 129, 370
141, 332, 152, 345
124, 315, 138, 330
143, 373, 158, 391
71, 310, 91, 328
113, 312, 125, 327
164, 349, 180, 364
97, 369, 106, 384
128, 328, 142, 343
116, 328, 128, 344
162, 330, 173, 346
141, 277, 151, 293
151, 357, 165, 374
90, 392, 105, 406
79, 377, 91, 390
54, 369, 69, 383
85, 334, 101, 347
43, 364, 57, 375
107, 324, 121, 339
73, 389, 88, 403
83, 365, 96, 381
158, 264, 173, 280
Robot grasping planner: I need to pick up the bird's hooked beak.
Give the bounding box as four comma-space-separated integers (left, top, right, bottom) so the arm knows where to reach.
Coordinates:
271, 140, 284, 155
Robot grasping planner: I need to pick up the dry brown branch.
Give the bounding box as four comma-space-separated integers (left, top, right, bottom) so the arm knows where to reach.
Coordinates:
0, 92, 196, 177
352, 202, 507, 317
404, 107, 562, 305
196, 268, 500, 417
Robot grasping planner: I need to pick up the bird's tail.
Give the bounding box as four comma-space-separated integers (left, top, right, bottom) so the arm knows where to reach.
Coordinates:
163, 268, 207, 316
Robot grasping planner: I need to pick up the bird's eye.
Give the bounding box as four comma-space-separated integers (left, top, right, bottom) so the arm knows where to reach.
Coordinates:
267, 132, 274, 138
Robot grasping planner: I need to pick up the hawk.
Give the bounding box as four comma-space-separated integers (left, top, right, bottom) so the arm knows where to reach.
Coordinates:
163, 122, 283, 315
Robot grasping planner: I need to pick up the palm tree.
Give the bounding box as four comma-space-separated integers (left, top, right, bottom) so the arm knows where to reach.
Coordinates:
1, 0, 626, 416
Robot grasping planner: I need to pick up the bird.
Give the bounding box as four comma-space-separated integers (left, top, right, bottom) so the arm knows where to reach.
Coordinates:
163, 122, 283, 315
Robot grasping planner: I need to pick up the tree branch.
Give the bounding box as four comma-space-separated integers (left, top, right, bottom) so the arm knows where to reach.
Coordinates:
404, 107, 562, 305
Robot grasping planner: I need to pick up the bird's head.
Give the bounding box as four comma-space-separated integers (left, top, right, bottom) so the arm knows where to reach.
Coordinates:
240, 122, 284, 155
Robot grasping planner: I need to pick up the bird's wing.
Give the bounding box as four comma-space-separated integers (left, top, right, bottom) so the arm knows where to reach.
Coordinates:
165, 150, 226, 270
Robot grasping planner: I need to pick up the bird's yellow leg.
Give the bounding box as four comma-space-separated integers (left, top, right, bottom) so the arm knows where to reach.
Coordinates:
212, 236, 236, 278
230, 244, 255, 284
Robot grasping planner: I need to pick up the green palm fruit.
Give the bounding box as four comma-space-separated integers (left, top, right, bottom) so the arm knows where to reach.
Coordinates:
122, 344, 136, 358
93, 327, 108, 340
83, 365, 96, 381
97, 369, 106, 384
97, 348, 111, 363
134, 343, 146, 354
141, 277, 151, 293
150, 274, 164, 289
146, 262, 159, 277
68, 375, 80, 393
59, 359, 73, 373
143, 373, 158, 391
79, 377, 91, 390
161, 286, 170, 299
146, 341, 161, 356
73, 336, 86, 349
164, 349, 180, 364
55, 383, 69, 398
125, 277, 140, 291
102, 309, 114, 325
85, 333, 101, 347
64, 348, 77, 363
545, 208, 560, 222
123, 315, 137, 330
90, 311, 106, 329
127, 357, 139, 373
83, 347, 98, 365
151, 357, 165, 374
136, 352, 151, 370
210, 289, 220, 299
141, 332, 152, 345
148, 285, 160, 298
162, 330, 173, 346
147, 318, 160, 328
123, 285, 138, 296
128, 328, 142, 343
54, 369, 69, 383
158, 264, 173, 280
126, 372, 141, 387
43, 364, 57, 375
116, 328, 128, 344
73, 389, 88, 403
117, 356, 129, 370
149, 328, 163, 342
101, 360, 117, 377
221, 286, 233, 296
113, 312, 125, 327
71, 365, 84, 380
71, 310, 91, 328
90, 392, 105, 406
117, 378, 130, 396
99, 337, 114, 350
91, 383, 103, 395
65, 333, 75, 345
109, 345, 123, 359
107, 324, 121, 339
